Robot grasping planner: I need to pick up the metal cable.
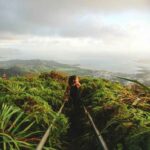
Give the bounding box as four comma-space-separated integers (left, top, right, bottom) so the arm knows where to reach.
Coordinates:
83, 105, 109, 150
36, 102, 65, 150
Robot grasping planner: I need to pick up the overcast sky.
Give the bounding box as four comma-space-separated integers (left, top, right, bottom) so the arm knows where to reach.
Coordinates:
0, 0, 150, 72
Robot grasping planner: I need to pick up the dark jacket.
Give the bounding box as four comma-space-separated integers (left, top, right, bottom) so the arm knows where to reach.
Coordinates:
69, 85, 81, 107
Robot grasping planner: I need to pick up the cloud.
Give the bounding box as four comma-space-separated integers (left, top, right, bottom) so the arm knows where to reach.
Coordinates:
0, 0, 149, 37
0, 0, 149, 66
0, 48, 21, 56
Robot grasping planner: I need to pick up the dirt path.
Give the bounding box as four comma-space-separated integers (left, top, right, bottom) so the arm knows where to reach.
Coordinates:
62, 104, 105, 150
63, 105, 86, 150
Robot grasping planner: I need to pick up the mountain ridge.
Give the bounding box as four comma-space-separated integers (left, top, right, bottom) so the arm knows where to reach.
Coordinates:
0, 59, 149, 85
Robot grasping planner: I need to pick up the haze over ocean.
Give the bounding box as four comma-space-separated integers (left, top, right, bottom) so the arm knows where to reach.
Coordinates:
0, 0, 149, 74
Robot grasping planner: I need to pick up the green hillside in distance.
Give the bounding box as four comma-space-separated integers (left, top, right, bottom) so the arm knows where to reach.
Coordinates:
0, 66, 26, 77
0, 59, 93, 76
0, 59, 149, 85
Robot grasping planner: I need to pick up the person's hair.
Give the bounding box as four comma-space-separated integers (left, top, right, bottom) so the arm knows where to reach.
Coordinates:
68, 75, 77, 86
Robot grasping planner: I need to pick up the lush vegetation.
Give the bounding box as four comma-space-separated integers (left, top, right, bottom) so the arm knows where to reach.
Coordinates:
0, 71, 68, 150
0, 71, 149, 150
80, 77, 150, 150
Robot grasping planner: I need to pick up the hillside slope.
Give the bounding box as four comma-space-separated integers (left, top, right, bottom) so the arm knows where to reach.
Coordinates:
0, 59, 149, 85
0, 59, 93, 76
0, 71, 149, 150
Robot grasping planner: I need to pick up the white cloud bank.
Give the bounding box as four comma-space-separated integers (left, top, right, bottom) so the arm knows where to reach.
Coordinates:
0, 0, 149, 72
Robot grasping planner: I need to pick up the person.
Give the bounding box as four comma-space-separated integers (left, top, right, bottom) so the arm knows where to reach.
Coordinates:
64, 75, 82, 137
64, 75, 81, 108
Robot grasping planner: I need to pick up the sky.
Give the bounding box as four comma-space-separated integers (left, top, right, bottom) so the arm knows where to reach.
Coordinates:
0, 0, 150, 72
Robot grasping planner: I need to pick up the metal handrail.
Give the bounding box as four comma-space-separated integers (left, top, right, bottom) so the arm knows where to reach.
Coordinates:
36, 102, 66, 150
83, 105, 109, 150
36, 101, 108, 150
